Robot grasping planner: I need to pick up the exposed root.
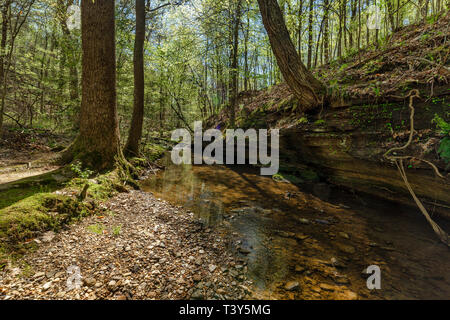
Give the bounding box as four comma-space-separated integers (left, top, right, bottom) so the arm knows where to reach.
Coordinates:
384, 90, 449, 246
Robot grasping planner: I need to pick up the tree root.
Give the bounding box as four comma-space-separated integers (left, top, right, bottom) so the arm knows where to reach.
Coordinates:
384, 89, 449, 247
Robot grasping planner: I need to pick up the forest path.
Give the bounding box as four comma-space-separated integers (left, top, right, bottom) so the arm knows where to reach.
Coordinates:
0, 128, 68, 184
0, 191, 251, 300
0, 166, 61, 185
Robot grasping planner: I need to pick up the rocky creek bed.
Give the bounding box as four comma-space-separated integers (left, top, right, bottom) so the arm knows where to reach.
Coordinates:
0, 191, 251, 300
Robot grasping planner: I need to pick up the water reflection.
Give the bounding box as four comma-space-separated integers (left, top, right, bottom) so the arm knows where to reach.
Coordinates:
140, 155, 303, 293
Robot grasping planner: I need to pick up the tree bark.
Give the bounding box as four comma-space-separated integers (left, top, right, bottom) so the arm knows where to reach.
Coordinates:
257, 0, 325, 111
307, 0, 313, 69
63, 0, 122, 170
0, 1, 10, 135
297, 0, 303, 57
229, 0, 242, 128
323, 0, 329, 64
57, 0, 80, 128
124, 0, 146, 157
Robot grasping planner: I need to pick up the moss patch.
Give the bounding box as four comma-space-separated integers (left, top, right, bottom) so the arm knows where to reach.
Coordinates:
0, 193, 95, 244
0, 169, 128, 266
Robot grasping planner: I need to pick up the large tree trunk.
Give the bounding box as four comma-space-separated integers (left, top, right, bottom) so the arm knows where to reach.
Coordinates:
63, 0, 122, 170
57, 0, 80, 128
124, 0, 146, 157
257, 0, 325, 111
0, 1, 10, 135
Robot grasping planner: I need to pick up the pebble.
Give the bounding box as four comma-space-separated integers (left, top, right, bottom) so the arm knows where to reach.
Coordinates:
284, 281, 300, 291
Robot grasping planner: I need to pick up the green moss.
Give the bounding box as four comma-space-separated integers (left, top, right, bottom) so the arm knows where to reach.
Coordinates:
0, 193, 95, 243
65, 171, 119, 201
273, 173, 305, 184
142, 143, 166, 162
87, 224, 105, 235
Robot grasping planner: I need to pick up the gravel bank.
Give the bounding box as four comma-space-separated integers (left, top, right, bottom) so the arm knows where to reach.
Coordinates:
0, 191, 252, 300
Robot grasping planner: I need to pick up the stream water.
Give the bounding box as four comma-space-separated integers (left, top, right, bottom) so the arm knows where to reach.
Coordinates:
141, 155, 450, 300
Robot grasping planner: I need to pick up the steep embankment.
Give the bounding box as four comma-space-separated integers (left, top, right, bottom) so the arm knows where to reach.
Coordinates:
210, 14, 450, 217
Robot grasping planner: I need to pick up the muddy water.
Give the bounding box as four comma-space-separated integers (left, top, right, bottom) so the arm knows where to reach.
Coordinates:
141, 156, 450, 300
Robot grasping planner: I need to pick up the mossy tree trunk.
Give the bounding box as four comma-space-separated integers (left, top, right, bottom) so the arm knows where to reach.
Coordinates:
124, 0, 146, 157
257, 0, 326, 111
64, 0, 122, 170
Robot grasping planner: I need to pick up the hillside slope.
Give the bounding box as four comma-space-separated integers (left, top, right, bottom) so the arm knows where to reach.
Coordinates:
210, 14, 450, 218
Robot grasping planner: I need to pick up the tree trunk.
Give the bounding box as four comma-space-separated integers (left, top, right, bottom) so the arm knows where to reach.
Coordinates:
124, 0, 146, 157
63, 0, 122, 170
307, 0, 313, 69
0, 1, 10, 135
257, 0, 325, 111
229, 0, 242, 128
297, 0, 303, 57
57, 0, 80, 128
323, 0, 329, 64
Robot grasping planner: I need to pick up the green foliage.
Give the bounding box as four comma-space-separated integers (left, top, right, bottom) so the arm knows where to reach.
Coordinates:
438, 138, 450, 164
433, 114, 450, 136
314, 119, 326, 126
112, 225, 122, 237
87, 224, 105, 235
70, 160, 94, 179
433, 114, 450, 164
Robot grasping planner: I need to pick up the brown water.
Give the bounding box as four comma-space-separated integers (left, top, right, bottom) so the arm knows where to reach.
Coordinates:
141, 156, 450, 300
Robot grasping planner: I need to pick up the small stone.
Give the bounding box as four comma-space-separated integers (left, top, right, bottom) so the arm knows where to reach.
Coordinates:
192, 275, 202, 282
337, 244, 356, 254
315, 219, 331, 225
209, 264, 217, 272
295, 234, 309, 241
46, 270, 57, 278
319, 283, 335, 292
42, 281, 52, 291
84, 278, 96, 287
42, 231, 55, 243
238, 247, 251, 254
297, 218, 310, 225
217, 288, 226, 295
191, 290, 204, 300
341, 290, 358, 300
108, 280, 117, 291
284, 281, 300, 291
294, 265, 306, 273
335, 276, 350, 285
330, 257, 346, 269
339, 232, 350, 239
